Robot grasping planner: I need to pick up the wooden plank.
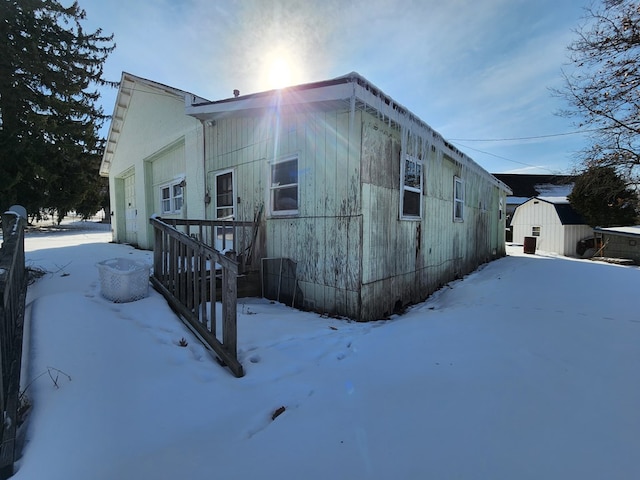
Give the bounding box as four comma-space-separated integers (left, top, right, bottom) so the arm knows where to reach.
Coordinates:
0, 214, 26, 478
149, 217, 242, 376
186, 245, 194, 310
209, 254, 216, 337
222, 256, 238, 358
150, 277, 244, 377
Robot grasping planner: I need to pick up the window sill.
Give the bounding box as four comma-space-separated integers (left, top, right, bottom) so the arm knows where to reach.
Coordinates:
269, 211, 299, 219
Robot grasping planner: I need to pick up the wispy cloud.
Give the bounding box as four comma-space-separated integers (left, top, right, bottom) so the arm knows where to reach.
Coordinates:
80, 0, 589, 173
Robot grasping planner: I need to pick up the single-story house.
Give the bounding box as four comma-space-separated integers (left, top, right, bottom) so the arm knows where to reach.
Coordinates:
594, 226, 640, 264
101, 71, 511, 321
510, 196, 592, 256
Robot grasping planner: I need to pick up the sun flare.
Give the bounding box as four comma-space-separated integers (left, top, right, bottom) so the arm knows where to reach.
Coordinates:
266, 56, 293, 90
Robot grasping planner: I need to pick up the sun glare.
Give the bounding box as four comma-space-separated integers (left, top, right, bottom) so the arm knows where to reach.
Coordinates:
267, 57, 293, 90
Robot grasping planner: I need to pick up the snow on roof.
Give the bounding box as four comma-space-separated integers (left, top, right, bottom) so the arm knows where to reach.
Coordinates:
595, 225, 640, 237
492, 174, 574, 198
506, 196, 530, 205
538, 196, 569, 204
534, 183, 573, 198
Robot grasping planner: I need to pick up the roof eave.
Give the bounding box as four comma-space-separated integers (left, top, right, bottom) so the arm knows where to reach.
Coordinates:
100, 72, 207, 177
594, 226, 640, 238
186, 73, 511, 193
185, 81, 355, 120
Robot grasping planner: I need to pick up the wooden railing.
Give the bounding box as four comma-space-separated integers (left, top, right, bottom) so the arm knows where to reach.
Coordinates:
149, 217, 244, 377
0, 209, 27, 478
159, 215, 262, 274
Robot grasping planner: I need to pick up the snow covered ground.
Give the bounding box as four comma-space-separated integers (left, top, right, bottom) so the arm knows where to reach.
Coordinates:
11, 222, 640, 479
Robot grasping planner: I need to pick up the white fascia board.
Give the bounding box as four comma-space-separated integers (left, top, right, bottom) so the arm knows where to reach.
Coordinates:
186, 82, 355, 120
595, 225, 640, 237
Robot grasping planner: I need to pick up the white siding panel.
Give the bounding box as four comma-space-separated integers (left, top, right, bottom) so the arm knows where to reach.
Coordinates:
512, 200, 561, 252
148, 140, 186, 216
107, 76, 201, 249
512, 199, 591, 256
563, 225, 594, 256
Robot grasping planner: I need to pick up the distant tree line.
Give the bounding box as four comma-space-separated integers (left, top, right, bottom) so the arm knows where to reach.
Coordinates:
0, 0, 115, 223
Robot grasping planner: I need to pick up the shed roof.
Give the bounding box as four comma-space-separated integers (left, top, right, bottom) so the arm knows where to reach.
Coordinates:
553, 202, 586, 225
492, 174, 575, 198
517, 197, 586, 226
595, 225, 640, 238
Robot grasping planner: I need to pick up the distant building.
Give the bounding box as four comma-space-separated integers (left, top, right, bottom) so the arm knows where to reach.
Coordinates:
594, 226, 640, 264
511, 197, 592, 256
492, 174, 576, 241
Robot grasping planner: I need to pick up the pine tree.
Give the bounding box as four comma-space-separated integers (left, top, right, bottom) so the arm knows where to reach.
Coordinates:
0, 0, 114, 221
568, 165, 638, 227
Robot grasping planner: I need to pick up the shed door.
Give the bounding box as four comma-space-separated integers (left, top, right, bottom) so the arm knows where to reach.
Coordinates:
214, 170, 235, 251
123, 172, 138, 245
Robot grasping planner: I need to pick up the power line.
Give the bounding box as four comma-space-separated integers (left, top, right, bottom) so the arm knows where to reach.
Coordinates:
451, 141, 560, 174
448, 129, 599, 142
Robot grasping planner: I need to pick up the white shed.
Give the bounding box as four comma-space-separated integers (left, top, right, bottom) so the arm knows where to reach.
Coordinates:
511, 197, 592, 256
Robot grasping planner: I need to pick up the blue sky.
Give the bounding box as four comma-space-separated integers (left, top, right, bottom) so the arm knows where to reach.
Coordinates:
80, 0, 591, 174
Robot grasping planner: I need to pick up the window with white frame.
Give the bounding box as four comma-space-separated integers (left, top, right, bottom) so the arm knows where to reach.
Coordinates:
270, 155, 298, 214
401, 154, 423, 218
532, 226, 541, 237
453, 176, 464, 221
160, 180, 184, 214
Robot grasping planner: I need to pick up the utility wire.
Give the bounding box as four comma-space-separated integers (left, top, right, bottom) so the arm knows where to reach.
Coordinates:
449, 128, 599, 142
451, 141, 560, 174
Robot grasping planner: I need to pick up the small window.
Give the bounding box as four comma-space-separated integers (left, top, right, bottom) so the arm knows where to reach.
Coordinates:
532, 226, 541, 237
270, 156, 298, 214
499, 198, 504, 220
160, 180, 184, 214
453, 177, 464, 222
401, 154, 423, 218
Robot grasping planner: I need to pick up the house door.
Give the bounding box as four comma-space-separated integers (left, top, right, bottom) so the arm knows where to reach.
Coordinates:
123, 172, 138, 245
214, 170, 235, 252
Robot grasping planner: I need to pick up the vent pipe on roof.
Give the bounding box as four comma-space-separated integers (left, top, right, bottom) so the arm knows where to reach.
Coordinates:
233, 89, 240, 97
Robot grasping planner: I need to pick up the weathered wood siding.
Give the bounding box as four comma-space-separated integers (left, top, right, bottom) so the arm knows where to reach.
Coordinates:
205, 106, 363, 318
360, 114, 507, 320
601, 232, 640, 263
562, 225, 594, 256
206, 104, 506, 321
